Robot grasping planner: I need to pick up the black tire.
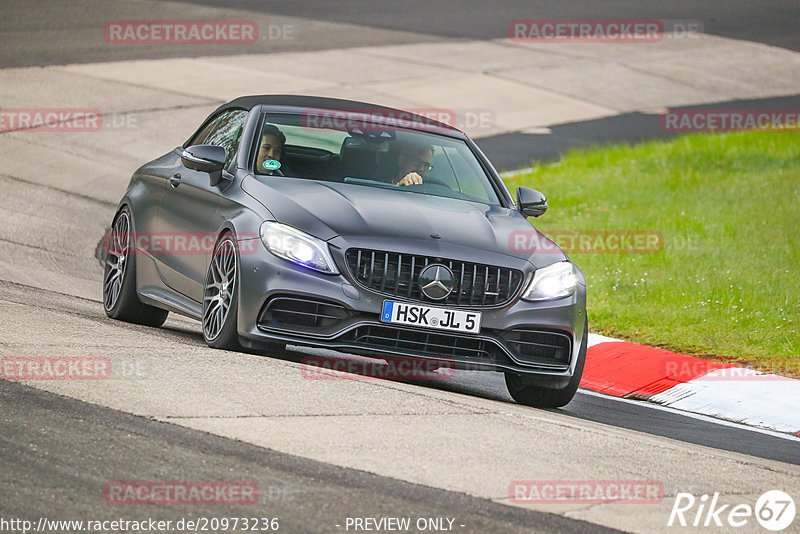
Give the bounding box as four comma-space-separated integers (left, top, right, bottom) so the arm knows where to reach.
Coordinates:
103, 207, 169, 327
505, 316, 588, 408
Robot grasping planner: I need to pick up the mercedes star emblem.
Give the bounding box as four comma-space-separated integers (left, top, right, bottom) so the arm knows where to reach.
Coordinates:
418, 264, 455, 300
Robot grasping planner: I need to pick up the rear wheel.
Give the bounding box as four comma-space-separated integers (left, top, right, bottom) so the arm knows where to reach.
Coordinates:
505, 317, 587, 408
103, 208, 169, 327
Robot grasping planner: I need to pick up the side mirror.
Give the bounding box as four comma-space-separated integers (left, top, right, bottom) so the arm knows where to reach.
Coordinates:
516, 187, 548, 217
181, 145, 227, 186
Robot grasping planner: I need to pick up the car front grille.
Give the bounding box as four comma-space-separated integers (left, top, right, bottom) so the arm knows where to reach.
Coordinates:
341, 324, 506, 362
345, 248, 524, 307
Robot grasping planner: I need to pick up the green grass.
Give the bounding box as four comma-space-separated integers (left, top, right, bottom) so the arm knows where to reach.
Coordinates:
503, 131, 800, 376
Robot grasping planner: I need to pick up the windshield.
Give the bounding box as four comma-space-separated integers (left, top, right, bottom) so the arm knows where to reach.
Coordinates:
252, 112, 501, 206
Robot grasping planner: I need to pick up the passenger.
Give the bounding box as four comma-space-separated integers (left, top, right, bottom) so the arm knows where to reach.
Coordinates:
256, 124, 286, 175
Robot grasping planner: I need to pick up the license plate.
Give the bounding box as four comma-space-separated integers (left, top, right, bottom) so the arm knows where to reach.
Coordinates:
381, 300, 481, 334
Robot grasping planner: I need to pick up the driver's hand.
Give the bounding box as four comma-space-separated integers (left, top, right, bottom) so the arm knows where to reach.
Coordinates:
394, 172, 423, 186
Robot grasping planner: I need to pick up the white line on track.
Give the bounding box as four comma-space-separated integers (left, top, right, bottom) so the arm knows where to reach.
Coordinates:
577, 388, 800, 443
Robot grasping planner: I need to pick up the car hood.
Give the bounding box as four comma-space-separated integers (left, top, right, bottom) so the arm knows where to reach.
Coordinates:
241, 176, 566, 267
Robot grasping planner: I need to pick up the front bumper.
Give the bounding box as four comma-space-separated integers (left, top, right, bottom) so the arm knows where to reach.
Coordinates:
236, 236, 587, 385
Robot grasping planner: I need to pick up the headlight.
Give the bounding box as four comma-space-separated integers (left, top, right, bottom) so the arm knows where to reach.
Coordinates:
522, 261, 578, 301
259, 222, 339, 274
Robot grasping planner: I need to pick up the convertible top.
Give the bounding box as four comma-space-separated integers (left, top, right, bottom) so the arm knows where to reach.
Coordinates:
211, 94, 460, 133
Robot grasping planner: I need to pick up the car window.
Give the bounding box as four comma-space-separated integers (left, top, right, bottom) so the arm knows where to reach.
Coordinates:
440, 146, 498, 201
190, 109, 249, 170
275, 123, 348, 154
253, 112, 501, 206
424, 147, 457, 188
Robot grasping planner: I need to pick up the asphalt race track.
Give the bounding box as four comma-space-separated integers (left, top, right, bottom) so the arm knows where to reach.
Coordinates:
1, 2, 799, 533
179, 0, 800, 51
1, 381, 616, 534
4, 0, 797, 68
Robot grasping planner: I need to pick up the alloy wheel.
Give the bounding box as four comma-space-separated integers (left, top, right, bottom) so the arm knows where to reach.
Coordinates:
203, 237, 237, 341
103, 211, 130, 311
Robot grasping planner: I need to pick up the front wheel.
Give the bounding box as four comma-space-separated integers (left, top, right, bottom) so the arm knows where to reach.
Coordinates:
201, 233, 286, 355
202, 234, 244, 350
505, 316, 587, 408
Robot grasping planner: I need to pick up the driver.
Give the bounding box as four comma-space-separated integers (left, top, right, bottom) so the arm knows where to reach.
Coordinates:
392, 143, 434, 187
256, 124, 286, 175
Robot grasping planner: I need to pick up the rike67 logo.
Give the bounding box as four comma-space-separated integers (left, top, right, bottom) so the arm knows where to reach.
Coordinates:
669, 490, 795, 531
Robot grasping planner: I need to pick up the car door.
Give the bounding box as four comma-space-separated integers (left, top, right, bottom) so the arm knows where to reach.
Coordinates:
156, 109, 249, 302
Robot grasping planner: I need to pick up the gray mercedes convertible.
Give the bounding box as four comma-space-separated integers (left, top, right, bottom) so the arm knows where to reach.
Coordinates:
103, 95, 587, 407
